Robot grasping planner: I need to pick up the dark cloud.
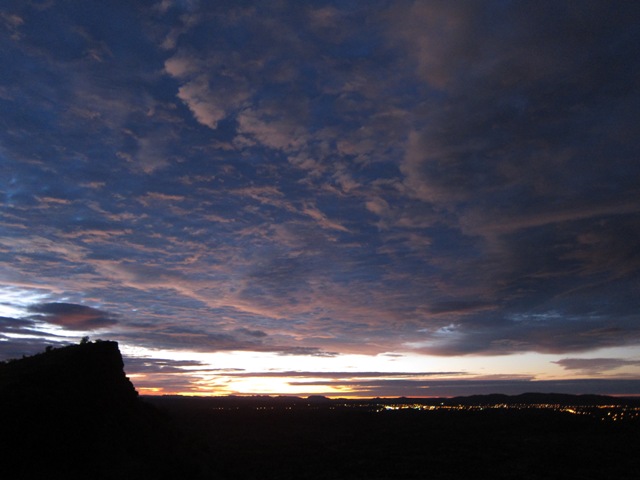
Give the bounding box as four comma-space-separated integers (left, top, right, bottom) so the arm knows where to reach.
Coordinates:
123, 356, 213, 375
274, 346, 339, 357
554, 358, 640, 375
0, 313, 74, 360
0, 315, 36, 332
224, 370, 465, 378
1, 1, 639, 395
27, 303, 119, 330
0, 335, 62, 362
114, 323, 336, 357
288, 378, 640, 398
391, 1, 640, 358
415, 301, 640, 356
427, 300, 496, 316
234, 327, 268, 338
115, 327, 254, 352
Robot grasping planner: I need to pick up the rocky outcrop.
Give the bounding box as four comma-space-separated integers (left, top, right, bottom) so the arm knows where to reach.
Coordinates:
0, 341, 207, 480
0, 340, 138, 410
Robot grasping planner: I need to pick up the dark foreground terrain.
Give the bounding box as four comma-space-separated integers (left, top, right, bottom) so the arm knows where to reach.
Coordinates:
2, 342, 639, 480
147, 396, 640, 480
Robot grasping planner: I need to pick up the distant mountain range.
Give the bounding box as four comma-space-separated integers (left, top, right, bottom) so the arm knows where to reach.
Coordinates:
144, 390, 640, 410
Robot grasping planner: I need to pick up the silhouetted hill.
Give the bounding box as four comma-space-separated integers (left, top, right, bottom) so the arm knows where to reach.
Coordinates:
0, 341, 209, 480
0, 340, 137, 409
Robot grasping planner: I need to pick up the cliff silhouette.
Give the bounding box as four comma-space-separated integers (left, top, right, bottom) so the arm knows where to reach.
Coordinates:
0, 340, 137, 409
0, 341, 208, 480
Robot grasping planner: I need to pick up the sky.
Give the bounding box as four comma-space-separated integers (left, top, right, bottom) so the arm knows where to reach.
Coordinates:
1, 0, 640, 398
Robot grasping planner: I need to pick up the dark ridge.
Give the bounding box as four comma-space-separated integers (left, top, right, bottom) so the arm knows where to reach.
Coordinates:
144, 391, 640, 411
0, 340, 137, 409
0, 341, 209, 480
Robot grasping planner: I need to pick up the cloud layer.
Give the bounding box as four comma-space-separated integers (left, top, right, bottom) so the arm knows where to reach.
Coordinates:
1, 1, 639, 395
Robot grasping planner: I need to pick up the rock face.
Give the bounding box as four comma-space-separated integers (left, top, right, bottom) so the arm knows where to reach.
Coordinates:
0, 341, 204, 480
0, 340, 138, 410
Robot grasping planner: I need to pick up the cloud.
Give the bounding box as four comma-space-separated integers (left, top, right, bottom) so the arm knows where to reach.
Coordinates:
236, 107, 308, 151
386, 1, 474, 90
301, 204, 349, 233
93, 261, 190, 289
164, 43, 253, 130
411, 310, 640, 357
287, 378, 640, 397
176, 76, 229, 129
234, 327, 268, 338
138, 192, 186, 206
1, 0, 639, 387
122, 355, 212, 394
458, 204, 640, 246
427, 300, 496, 316
223, 370, 465, 379
164, 53, 200, 78
553, 358, 640, 375
361, 0, 640, 358
0, 314, 66, 358
365, 197, 390, 218
0, 315, 40, 336
389, 0, 640, 222
0, 336, 63, 362
123, 356, 212, 375
119, 329, 336, 357
27, 302, 119, 331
